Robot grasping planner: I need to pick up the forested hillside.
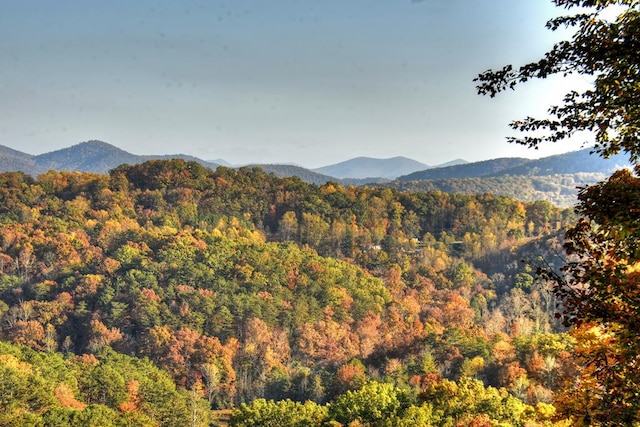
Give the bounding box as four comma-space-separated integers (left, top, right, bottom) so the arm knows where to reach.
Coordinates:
387, 173, 610, 207
0, 160, 578, 425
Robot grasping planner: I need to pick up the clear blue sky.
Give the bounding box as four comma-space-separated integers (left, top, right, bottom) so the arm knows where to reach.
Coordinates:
0, 0, 587, 168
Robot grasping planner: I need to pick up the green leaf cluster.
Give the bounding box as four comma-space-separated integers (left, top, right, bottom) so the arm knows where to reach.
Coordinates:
0, 341, 206, 426
230, 379, 556, 427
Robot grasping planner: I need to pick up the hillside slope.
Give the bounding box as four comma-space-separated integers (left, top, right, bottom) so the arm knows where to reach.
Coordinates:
34, 140, 142, 174
398, 147, 628, 181
0, 140, 222, 175
0, 144, 37, 174
398, 157, 528, 181
313, 156, 429, 179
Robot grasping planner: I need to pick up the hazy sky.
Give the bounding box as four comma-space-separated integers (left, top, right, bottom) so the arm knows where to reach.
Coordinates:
0, 0, 589, 168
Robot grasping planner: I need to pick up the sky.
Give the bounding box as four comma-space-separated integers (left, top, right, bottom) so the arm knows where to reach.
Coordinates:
0, 0, 591, 169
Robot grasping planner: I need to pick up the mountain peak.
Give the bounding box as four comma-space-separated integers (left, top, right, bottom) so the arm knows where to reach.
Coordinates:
313, 156, 430, 179
68, 140, 128, 153
34, 140, 143, 174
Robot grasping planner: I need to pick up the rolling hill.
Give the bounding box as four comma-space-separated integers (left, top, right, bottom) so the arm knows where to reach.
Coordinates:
398, 147, 628, 181
390, 148, 630, 206
313, 156, 431, 179
0, 144, 37, 173
0, 141, 631, 206
34, 140, 143, 174
247, 164, 338, 185
0, 140, 221, 175
398, 157, 528, 181
496, 148, 630, 176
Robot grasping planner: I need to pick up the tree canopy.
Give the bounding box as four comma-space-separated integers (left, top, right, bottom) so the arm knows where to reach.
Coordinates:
0, 162, 575, 423
477, 0, 640, 424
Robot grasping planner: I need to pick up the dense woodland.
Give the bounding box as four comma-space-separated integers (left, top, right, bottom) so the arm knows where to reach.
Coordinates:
386, 173, 609, 208
0, 159, 583, 425
2, 0, 637, 423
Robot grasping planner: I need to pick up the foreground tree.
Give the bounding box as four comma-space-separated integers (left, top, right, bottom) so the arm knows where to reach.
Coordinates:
476, 0, 640, 168
476, 0, 640, 424
229, 399, 327, 427
548, 170, 640, 424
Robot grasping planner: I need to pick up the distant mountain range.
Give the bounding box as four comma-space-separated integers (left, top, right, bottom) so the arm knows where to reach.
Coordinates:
391, 149, 629, 206
0, 140, 221, 176
311, 156, 465, 179
397, 148, 628, 181
0, 140, 631, 206
399, 157, 528, 181
0, 140, 460, 182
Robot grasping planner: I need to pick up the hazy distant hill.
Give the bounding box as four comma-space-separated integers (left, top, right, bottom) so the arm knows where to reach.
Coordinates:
209, 158, 234, 167
313, 156, 430, 179
248, 164, 338, 185
399, 157, 529, 181
0, 141, 436, 184
0, 141, 631, 206
0, 145, 37, 174
496, 148, 629, 176
387, 173, 610, 207
0, 141, 221, 176
34, 140, 143, 174
391, 148, 630, 207
398, 148, 628, 182
0, 144, 33, 161
437, 158, 468, 168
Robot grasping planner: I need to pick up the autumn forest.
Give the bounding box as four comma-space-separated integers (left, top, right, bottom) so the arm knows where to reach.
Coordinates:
3, 0, 640, 423
0, 159, 585, 426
